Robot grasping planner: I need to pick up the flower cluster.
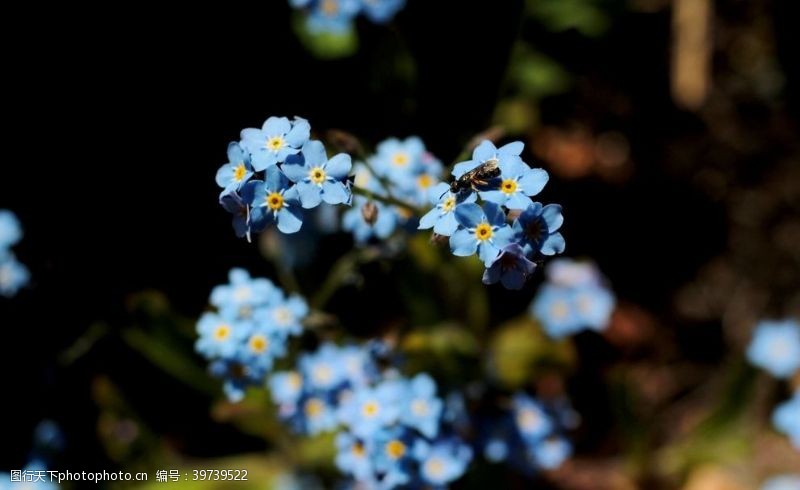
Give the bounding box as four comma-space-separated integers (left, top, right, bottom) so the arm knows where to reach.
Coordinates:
195, 268, 308, 402
290, 0, 406, 34
344, 137, 443, 244
419, 140, 565, 290
268, 343, 472, 488
746, 318, 800, 451
217, 117, 352, 238
0, 210, 30, 298
529, 258, 616, 338
481, 393, 575, 473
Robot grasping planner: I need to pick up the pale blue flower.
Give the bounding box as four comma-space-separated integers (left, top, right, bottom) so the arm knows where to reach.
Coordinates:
762, 474, 800, 490
0, 255, 30, 298
449, 202, 514, 266
215, 142, 253, 195
399, 373, 443, 439
531, 437, 571, 469
0, 210, 22, 250
244, 167, 305, 234
747, 319, 800, 379
240, 116, 310, 171
282, 140, 352, 209
418, 182, 477, 236
479, 156, 549, 210
773, 392, 800, 449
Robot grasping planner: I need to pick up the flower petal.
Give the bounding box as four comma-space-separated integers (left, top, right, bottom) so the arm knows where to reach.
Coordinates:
285, 118, 310, 147
433, 212, 459, 236
541, 232, 566, 255
262, 116, 291, 135
518, 168, 549, 196
321, 181, 350, 205
325, 153, 352, 179
296, 181, 323, 209
418, 208, 438, 230
449, 228, 477, 256
281, 162, 309, 183
277, 207, 303, 234
454, 203, 484, 228
472, 140, 497, 163
302, 140, 328, 167
505, 192, 533, 210
542, 204, 564, 232
499, 141, 524, 156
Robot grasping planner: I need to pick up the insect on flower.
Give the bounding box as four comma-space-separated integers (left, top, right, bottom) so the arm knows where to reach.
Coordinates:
444, 158, 501, 198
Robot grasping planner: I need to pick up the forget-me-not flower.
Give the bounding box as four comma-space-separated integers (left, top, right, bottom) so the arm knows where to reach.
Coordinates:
479, 157, 549, 210
400, 373, 443, 439
240, 116, 310, 171
449, 202, 514, 266
0, 210, 22, 250
244, 166, 305, 234
414, 438, 473, 487
282, 140, 352, 209
483, 243, 538, 290
513, 202, 566, 257
418, 183, 477, 236
215, 142, 254, 195
360, 0, 406, 23
747, 319, 800, 379
773, 392, 800, 449
0, 256, 30, 298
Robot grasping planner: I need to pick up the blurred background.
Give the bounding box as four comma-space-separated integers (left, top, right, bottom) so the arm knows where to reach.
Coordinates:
1, 0, 799, 488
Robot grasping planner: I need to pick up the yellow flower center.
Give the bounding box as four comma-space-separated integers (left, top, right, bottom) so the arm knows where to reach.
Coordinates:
249, 334, 268, 353
273, 307, 293, 326
442, 196, 456, 213
501, 178, 518, 195
313, 365, 333, 384
322, 0, 338, 15
214, 325, 231, 341
474, 223, 493, 242
352, 441, 366, 457
266, 192, 284, 211
517, 408, 542, 431
424, 458, 446, 477
417, 174, 434, 189
304, 398, 324, 418
551, 300, 569, 319
287, 372, 302, 390
266, 136, 285, 152
354, 169, 371, 188
310, 167, 326, 184
233, 163, 248, 182
362, 401, 379, 418
411, 399, 429, 416
392, 152, 409, 167
385, 440, 406, 460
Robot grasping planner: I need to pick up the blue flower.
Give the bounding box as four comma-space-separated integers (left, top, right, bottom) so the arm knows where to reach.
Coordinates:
449, 202, 514, 266
219, 192, 255, 239
339, 380, 404, 438
531, 260, 616, 338
269, 371, 305, 406
512, 393, 553, 442
531, 437, 571, 469
479, 156, 549, 210
513, 202, 566, 257
773, 392, 800, 449
238, 326, 287, 372
299, 395, 339, 434
451, 140, 525, 185
282, 140, 352, 209
210, 268, 281, 312
360, 0, 405, 23
195, 312, 250, 360
483, 438, 509, 462
762, 475, 800, 490
305, 0, 361, 34
414, 438, 472, 487
418, 183, 477, 236
342, 195, 398, 244
0, 255, 30, 298
482, 243, 538, 290
300, 343, 348, 391
259, 294, 309, 339
369, 426, 415, 488
240, 116, 310, 171
747, 319, 800, 379
215, 142, 254, 195
370, 136, 425, 182
0, 210, 22, 250
243, 166, 305, 234
335, 432, 375, 480
546, 258, 602, 287
399, 373, 444, 439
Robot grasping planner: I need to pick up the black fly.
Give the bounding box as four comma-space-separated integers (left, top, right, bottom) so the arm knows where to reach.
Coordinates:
443, 158, 501, 198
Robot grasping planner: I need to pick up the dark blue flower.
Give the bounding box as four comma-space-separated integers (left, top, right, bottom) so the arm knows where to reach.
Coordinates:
512, 202, 566, 257
482, 243, 537, 290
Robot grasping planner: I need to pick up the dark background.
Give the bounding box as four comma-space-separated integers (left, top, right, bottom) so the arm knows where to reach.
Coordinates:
1, 0, 798, 476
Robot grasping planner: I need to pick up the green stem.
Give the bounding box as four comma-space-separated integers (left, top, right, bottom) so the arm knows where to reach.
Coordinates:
351, 185, 424, 215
